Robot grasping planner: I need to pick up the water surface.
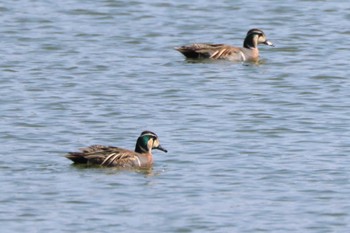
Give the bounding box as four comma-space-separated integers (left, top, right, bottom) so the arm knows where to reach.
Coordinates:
1, 0, 349, 232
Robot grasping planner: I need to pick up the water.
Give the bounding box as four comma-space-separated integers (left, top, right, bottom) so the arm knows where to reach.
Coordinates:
1, 0, 349, 232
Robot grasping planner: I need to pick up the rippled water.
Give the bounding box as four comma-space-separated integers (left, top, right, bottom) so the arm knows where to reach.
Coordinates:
1, 0, 350, 232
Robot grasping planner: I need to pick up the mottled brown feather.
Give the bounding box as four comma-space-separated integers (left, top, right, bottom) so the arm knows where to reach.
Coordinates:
176, 29, 273, 62
176, 44, 246, 61
66, 145, 144, 168
65, 131, 167, 169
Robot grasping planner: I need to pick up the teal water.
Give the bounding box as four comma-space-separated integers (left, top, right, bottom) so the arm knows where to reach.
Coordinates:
1, 0, 349, 232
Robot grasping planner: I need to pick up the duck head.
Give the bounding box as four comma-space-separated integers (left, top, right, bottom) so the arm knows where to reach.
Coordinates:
135, 130, 168, 154
243, 28, 274, 49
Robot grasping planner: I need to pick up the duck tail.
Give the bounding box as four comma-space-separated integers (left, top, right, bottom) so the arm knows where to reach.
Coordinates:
175, 46, 201, 58
65, 152, 88, 164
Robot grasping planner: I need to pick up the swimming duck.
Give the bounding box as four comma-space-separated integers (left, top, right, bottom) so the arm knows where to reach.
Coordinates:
65, 131, 167, 168
175, 28, 273, 62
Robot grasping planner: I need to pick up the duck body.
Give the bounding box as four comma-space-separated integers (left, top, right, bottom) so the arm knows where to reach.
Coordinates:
176, 29, 273, 62
66, 145, 153, 168
65, 131, 167, 169
176, 43, 258, 61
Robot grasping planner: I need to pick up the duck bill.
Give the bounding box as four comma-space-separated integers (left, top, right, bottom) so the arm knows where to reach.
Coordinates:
155, 145, 168, 153
264, 40, 274, 47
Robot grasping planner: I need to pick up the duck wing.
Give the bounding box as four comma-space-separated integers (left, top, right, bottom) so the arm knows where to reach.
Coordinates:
176, 43, 243, 60
66, 145, 141, 167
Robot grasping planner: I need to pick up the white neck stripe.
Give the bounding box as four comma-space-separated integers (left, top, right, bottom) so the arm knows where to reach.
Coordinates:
135, 156, 141, 167
239, 51, 246, 61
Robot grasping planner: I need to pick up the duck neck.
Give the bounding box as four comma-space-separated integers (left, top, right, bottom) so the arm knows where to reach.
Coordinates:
135, 144, 149, 154
243, 34, 258, 49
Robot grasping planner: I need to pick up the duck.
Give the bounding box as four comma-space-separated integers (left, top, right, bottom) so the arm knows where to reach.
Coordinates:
175, 28, 274, 62
65, 130, 167, 169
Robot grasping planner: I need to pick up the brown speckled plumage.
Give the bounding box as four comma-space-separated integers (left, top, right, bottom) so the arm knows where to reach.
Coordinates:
176, 29, 273, 62
65, 131, 167, 169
